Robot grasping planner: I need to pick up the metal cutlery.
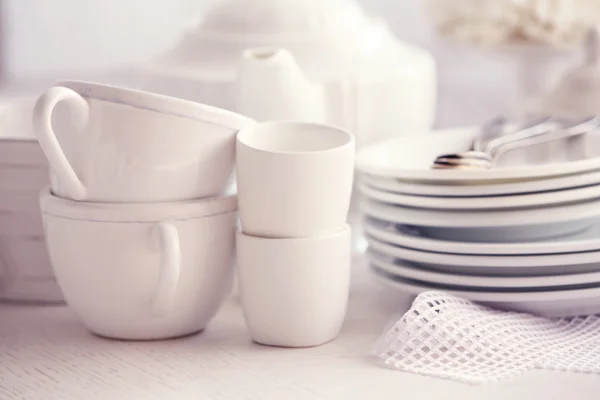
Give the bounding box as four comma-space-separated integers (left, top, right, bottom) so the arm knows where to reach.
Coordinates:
432, 116, 600, 170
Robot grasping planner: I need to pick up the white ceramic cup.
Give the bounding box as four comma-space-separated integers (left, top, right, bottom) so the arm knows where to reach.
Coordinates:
237, 225, 351, 347
236, 121, 355, 237
40, 188, 237, 340
33, 80, 253, 202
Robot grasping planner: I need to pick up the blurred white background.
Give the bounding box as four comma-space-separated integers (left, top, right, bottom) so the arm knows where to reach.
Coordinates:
0, 0, 581, 126
2, 0, 214, 79
2, 1, 434, 79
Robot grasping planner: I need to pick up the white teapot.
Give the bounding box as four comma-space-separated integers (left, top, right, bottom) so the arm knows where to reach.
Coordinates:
144, 0, 437, 147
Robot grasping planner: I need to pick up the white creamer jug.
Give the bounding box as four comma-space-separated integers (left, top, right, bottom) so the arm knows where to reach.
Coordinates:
143, 0, 437, 148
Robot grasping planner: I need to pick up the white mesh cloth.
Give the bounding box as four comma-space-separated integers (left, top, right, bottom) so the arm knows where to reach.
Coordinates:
373, 291, 600, 384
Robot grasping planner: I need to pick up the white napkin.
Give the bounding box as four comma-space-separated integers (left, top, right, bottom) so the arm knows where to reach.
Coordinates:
373, 291, 600, 384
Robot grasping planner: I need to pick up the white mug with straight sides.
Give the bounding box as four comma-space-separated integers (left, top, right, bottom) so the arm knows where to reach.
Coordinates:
237, 225, 351, 347
33, 80, 253, 202
236, 121, 355, 237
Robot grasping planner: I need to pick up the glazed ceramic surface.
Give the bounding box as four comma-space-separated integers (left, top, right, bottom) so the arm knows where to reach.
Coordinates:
0, 96, 61, 303
359, 181, 600, 210
144, 0, 436, 148
360, 169, 600, 197
40, 189, 237, 340
237, 226, 351, 348
236, 121, 355, 237
367, 237, 600, 276
33, 81, 253, 202
361, 198, 597, 242
371, 265, 600, 318
364, 217, 600, 255
368, 250, 600, 289
356, 127, 600, 182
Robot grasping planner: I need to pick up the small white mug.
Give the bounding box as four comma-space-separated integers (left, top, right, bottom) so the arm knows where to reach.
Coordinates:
40, 188, 237, 340
236, 121, 355, 238
33, 81, 253, 202
237, 225, 351, 347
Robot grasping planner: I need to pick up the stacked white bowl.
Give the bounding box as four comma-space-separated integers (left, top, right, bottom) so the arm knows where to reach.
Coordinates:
357, 126, 600, 318
0, 96, 62, 303
33, 81, 252, 340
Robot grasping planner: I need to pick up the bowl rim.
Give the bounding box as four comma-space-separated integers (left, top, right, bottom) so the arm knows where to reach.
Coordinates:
57, 80, 256, 129
39, 187, 238, 222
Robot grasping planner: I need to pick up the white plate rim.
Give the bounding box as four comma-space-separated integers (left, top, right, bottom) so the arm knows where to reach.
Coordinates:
356, 127, 600, 182
361, 198, 600, 228
361, 170, 600, 197
359, 181, 600, 210
368, 250, 600, 288
363, 217, 600, 255
367, 236, 600, 268
370, 264, 600, 302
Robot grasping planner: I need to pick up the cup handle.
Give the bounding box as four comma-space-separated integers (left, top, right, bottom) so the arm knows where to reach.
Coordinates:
150, 222, 181, 317
32, 86, 90, 200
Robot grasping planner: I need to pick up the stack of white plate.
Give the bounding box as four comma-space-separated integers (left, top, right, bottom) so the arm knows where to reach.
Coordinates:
356, 127, 600, 318
0, 96, 63, 303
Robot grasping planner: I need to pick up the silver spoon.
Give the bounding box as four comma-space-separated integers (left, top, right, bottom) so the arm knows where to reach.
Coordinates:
431, 116, 597, 170
432, 117, 508, 170
492, 115, 600, 161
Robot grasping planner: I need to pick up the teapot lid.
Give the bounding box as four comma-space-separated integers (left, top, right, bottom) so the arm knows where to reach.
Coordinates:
154, 0, 410, 80
541, 26, 600, 117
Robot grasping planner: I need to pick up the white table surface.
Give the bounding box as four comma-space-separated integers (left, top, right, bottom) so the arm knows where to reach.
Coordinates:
2, 248, 600, 400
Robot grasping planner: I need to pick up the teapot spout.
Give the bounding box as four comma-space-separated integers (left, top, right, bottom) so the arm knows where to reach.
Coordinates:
237, 48, 325, 122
